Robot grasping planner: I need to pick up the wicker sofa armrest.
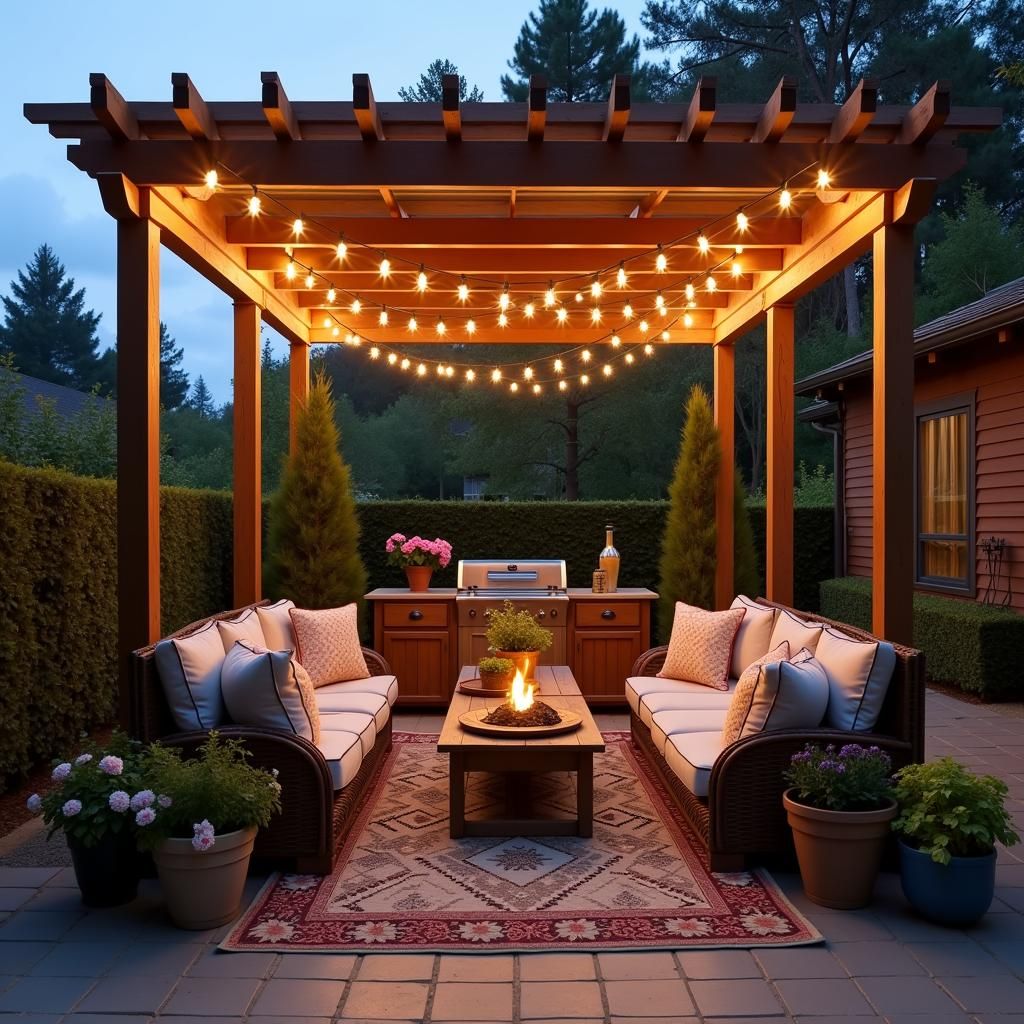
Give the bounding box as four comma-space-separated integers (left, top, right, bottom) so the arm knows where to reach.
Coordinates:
362, 648, 392, 677
631, 645, 669, 676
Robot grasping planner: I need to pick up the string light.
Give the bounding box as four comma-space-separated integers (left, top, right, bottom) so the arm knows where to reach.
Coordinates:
322, 316, 331, 328
331, 326, 340, 338
524, 302, 535, 319
817, 169, 831, 189
466, 369, 476, 382
466, 319, 476, 336
655, 245, 667, 272
379, 307, 389, 326
417, 363, 427, 377
524, 366, 534, 380
780, 186, 792, 210
590, 307, 602, 324
326, 287, 337, 303
625, 352, 635, 365
684, 312, 694, 328
379, 257, 391, 278
685, 283, 695, 301
305, 272, 315, 289
623, 303, 634, 320
458, 276, 470, 302
617, 263, 628, 288
510, 381, 519, 393
247, 189, 261, 215
706, 276, 717, 292
336, 236, 347, 261
400, 357, 410, 370
737, 211, 749, 232
603, 364, 613, 377
499, 283, 511, 311
387, 353, 398, 365
350, 297, 362, 314
491, 369, 502, 383
559, 380, 568, 391
544, 285, 556, 307
580, 374, 590, 386
591, 277, 602, 299
416, 266, 428, 292
610, 335, 621, 348
639, 319, 649, 334
204, 169, 218, 190
581, 349, 592, 363
369, 346, 380, 359
661, 330, 670, 341
574, 291, 584, 303
446, 365, 455, 378
556, 307, 568, 324
731, 260, 742, 277
553, 358, 564, 373
285, 259, 297, 280
292, 218, 303, 237
436, 364, 445, 376
655, 291, 666, 312
497, 312, 509, 328
698, 234, 710, 254
532, 383, 542, 394
435, 318, 446, 337
644, 343, 654, 356
407, 316, 418, 332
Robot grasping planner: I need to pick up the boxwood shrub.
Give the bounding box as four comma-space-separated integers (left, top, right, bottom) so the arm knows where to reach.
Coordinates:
820, 575, 1024, 700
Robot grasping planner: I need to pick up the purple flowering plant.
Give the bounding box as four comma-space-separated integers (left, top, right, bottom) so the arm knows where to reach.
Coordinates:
784, 742, 894, 812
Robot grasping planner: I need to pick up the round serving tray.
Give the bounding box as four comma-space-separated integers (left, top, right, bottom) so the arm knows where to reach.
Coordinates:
458, 707, 583, 738
457, 680, 513, 698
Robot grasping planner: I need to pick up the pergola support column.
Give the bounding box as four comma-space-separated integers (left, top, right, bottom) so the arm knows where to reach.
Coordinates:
116, 214, 161, 726
233, 302, 262, 606
766, 304, 795, 605
289, 341, 310, 456
714, 343, 735, 610
871, 218, 916, 643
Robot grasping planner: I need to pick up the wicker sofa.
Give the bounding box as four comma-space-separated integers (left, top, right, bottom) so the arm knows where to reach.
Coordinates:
129, 601, 393, 874
629, 598, 925, 871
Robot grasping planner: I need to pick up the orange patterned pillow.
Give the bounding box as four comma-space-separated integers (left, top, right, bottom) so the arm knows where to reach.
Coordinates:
657, 602, 746, 690
721, 641, 791, 745
290, 604, 369, 688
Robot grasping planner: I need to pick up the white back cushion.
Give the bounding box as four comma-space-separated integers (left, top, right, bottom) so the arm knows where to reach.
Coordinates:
729, 596, 776, 677
738, 649, 829, 740
256, 599, 296, 652
216, 608, 267, 653
815, 627, 897, 732
769, 608, 824, 656
154, 621, 227, 731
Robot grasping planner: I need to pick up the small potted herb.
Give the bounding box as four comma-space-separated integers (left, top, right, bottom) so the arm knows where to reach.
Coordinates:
783, 743, 897, 909
485, 600, 554, 679
28, 733, 144, 907
137, 734, 281, 929
478, 656, 516, 691
892, 757, 1020, 925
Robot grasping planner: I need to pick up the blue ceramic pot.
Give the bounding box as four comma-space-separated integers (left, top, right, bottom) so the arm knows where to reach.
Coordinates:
898, 839, 996, 926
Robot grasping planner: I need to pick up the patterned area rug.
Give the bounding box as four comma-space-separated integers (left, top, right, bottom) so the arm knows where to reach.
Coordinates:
222, 732, 821, 952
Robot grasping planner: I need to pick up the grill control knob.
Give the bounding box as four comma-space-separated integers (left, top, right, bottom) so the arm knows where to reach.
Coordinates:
549, 608, 558, 619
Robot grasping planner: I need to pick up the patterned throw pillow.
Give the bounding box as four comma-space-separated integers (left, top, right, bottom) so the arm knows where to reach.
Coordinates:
657, 602, 746, 691
290, 604, 369, 687
721, 641, 791, 745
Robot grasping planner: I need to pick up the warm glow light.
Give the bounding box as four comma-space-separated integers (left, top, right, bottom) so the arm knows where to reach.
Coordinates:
446, 365, 455, 378
553, 358, 564, 373
574, 292, 584, 303
524, 366, 534, 380
591, 278, 602, 299
387, 353, 398, 365
735, 245, 744, 255
331, 326, 340, 338
491, 368, 502, 383
336, 237, 347, 260
556, 307, 569, 324
706, 276, 717, 292
292, 218, 303, 237
661, 330, 670, 341
532, 383, 542, 394
697, 234, 710, 254
544, 286, 556, 307
510, 668, 534, 710
416, 267, 428, 292
655, 245, 667, 273
623, 303, 634, 320
204, 169, 218, 190
817, 169, 831, 189
685, 283, 695, 301
247, 191, 261, 216
326, 287, 336, 303
625, 352, 635, 364
285, 260, 297, 280
590, 307, 602, 324
558, 379, 568, 391
436, 364, 445, 376
639, 319, 649, 334
466, 369, 476, 382
731, 260, 742, 277
435, 319, 446, 337
644, 343, 654, 356
523, 302, 535, 319
349, 333, 361, 346
379, 258, 391, 278
305, 273, 315, 289
580, 373, 590, 386
737, 211, 749, 232
655, 291, 665, 311
603, 364, 613, 377
780, 187, 792, 209
684, 312, 694, 328
400, 357, 410, 370
370, 346, 380, 359
581, 349, 592, 363
408, 316, 418, 332
610, 335, 621, 348
509, 381, 519, 393
379, 308, 389, 326
417, 363, 427, 377
617, 263, 628, 288
350, 297, 362, 314
458, 277, 470, 302
466, 319, 476, 336
499, 285, 511, 311
322, 317, 331, 328
498, 312, 509, 328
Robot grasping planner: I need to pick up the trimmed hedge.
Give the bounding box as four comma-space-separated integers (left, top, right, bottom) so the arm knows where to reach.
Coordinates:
820, 576, 1024, 700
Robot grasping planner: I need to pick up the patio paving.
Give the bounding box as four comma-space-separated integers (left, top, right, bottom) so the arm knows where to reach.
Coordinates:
0, 690, 1021, 1022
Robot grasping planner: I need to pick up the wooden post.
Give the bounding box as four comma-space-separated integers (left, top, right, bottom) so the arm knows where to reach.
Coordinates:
116, 215, 161, 728
766, 304, 795, 604
714, 343, 735, 610
289, 341, 310, 456
872, 219, 916, 643
233, 302, 262, 606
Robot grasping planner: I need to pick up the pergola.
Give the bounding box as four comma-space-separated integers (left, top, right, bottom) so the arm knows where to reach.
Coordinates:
26, 71, 1000, 700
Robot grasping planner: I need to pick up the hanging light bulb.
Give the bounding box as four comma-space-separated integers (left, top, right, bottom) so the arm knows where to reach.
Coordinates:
623, 303, 634, 321
458, 276, 470, 302
285, 259, 297, 280
400, 357, 410, 370
204, 169, 218, 190
544, 284, 556, 307
639, 319, 649, 334
706, 275, 717, 292
574, 291, 584, 303
685, 283, 695, 301
735, 244, 744, 255
247, 189, 261, 215
603, 364, 613, 377
331, 326, 340, 338
590, 307, 602, 324
435, 364, 445, 376
655, 291, 666, 312
524, 366, 534, 380
644, 343, 654, 356
350, 334, 362, 346
532, 383, 542, 395
435, 318, 446, 337
417, 363, 427, 377
497, 312, 509, 328
370, 346, 380, 359
491, 368, 502, 383
817, 168, 831, 189
499, 283, 511, 311
326, 287, 336, 303
558, 379, 568, 392
466, 319, 476, 336
580, 374, 590, 386
408, 316, 418, 332
731, 260, 742, 277
466, 369, 476, 382
780, 186, 792, 210
379, 307, 389, 326
305, 272, 315, 289
553, 358, 564, 373
617, 262, 628, 288
350, 297, 362, 314
655, 245, 667, 272
698, 234, 710, 254
416, 266, 428, 293
737, 211, 749, 232
322, 316, 331, 328
581, 349, 592, 363
292, 218, 304, 237
446, 365, 455, 378
684, 312, 694, 328
387, 352, 398, 365
556, 307, 569, 324
336, 235, 347, 261
625, 352, 635, 365
379, 257, 391, 278
510, 381, 519, 393
523, 301, 535, 319
661, 330, 671, 341
591, 277, 602, 299
610, 335, 621, 348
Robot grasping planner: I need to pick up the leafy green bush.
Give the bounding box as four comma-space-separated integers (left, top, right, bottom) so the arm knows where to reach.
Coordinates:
893, 758, 1019, 864
485, 600, 555, 653
478, 656, 515, 675
820, 576, 1024, 699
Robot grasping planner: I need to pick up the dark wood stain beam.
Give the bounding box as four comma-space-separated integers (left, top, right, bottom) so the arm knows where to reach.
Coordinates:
829, 78, 878, 143
751, 77, 796, 144
89, 73, 139, 141
261, 72, 301, 141
900, 81, 951, 145
680, 77, 716, 142
442, 74, 461, 142
603, 74, 631, 143
528, 74, 547, 141
171, 73, 219, 141
353, 73, 384, 141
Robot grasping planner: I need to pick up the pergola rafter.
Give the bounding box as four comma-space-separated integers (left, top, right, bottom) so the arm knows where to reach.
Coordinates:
25, 72, 1001, 714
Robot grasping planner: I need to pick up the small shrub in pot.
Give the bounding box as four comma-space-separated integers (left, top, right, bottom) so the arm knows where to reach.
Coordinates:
485, 600, 554, 679
477, 656, 516, 690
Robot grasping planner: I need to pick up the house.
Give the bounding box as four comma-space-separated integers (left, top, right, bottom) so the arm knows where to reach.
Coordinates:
5, 369, 105, 423
797, 276, 1024, 612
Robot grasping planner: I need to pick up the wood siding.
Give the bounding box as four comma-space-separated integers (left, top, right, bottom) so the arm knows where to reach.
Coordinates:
840, 338, 1024, 612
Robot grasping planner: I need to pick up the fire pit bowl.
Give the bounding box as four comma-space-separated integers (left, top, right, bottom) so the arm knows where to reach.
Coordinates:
458, 707, 583, 738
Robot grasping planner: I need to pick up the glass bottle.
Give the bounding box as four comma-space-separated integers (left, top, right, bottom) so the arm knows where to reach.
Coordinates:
599, 524, 620, 593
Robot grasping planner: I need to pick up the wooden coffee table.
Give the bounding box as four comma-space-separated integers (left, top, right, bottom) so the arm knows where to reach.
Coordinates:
438, 665, 605, 839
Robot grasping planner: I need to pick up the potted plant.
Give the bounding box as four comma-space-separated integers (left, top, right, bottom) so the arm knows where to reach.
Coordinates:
28, 733, 145, 907
478, 656, 516, 691
485, 599, 554, 679
385, 533, 453, 592
137, 733, 281, 929
783, 742, 897, 909
892, 757, 1020, 926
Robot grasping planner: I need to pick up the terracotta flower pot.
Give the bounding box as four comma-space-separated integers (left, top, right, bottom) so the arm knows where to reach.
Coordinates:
495, 650, 540, 680
783, 789, 897, 910
479, 668, 515, 691
405, 566, 433, 592
153, 826, 258, 929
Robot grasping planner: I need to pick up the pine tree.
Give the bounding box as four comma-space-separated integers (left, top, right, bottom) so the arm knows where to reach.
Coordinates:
160, 323, 190, 410
399, 58, 484, 102
0, 244, 103, 388
502, 0, 662, 101
265, 370, 368, 608
189, 375, 215, 418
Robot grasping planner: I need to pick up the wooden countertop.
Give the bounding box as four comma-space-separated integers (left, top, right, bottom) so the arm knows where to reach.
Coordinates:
568, 587, 657, 600
366, 587, 657, 600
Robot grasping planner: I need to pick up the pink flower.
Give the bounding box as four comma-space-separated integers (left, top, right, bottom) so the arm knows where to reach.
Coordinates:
193, 818, 215, 837
62, 799, 82, 817
108, 790, 131, 812
157, 794, 173, 808
385, 532, 406, 553
26, 794, 42, 814
192, 832, 215, 851
130, 790, 155, 811
51, 763, 72, 782
74, 753, 93, 765
98, 755, 124, 776
135, 807, 156, 826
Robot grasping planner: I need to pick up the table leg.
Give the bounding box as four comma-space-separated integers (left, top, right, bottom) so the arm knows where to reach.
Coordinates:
576, 752, 594, 837
449, 752, 466, 839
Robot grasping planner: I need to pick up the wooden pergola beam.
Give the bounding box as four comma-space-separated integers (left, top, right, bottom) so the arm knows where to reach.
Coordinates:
299, 289, 733, 309
829, 78, 878, 143
680, 77, 716, 142
67, 139, 968, 189
765, 304, 794, 604
713, 342, 734, 610
901, 81, 950, 145
308, 327, 716, 344
527, 74, 547, 141
89, 73, 138, 141
603, 74, 631, 143
354, 73, 384, 141
261, 71, 301, 141
171, 73, 219, 141
289, 342, 310, 457
233, 302, 262, 606
378, 186, 406, 219
751, 77, 796, 144
442, 74, 461, 142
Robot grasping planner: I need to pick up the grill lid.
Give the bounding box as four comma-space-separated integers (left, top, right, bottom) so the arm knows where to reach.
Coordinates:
457, 559, 567, 592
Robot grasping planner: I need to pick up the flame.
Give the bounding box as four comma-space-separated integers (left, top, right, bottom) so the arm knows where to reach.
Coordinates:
510, 667, 535, 712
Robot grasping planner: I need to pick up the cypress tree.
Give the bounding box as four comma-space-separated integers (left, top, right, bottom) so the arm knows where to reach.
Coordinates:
266, 370, 367, 609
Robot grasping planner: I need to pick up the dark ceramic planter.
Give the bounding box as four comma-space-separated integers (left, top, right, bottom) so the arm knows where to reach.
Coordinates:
67, 829, 140, 908
898, 839, 996, 926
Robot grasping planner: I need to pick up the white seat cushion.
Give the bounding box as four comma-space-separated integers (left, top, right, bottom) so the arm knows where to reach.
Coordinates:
319, 711, 377, 757
637, 682, 738, 726
663, 732, 724, 799
316, 675, 399, 708
314, 689, 389, 731
626, 676, 680, 714
316, 729, 364, 790
651, 710, 729, 754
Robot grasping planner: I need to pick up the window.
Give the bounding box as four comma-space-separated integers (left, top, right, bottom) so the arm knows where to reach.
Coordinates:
916, 395, 974, 592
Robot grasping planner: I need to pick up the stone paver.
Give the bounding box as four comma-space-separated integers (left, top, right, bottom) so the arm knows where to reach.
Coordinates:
429, 981, 514, 1021
603, 978, 694, 1017
251, 978, 347, 1016
340, 980, 430, 1019
520, 980, 605, 1019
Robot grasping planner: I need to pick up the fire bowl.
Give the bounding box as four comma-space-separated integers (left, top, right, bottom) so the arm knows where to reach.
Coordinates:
458, 707, 583, 738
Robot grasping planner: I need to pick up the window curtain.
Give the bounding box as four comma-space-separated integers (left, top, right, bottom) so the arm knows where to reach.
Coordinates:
918, 411, 968, 580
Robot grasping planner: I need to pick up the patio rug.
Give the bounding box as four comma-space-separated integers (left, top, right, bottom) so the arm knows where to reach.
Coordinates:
221, 732, 821, 953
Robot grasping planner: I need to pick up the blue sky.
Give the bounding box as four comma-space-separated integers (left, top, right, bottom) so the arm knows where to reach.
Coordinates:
2, 0, 652, 402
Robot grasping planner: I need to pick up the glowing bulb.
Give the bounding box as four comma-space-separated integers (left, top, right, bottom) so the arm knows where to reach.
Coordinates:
499, 284, 510, 311
446, 365, 455, 378
553, 358, 564, 373
370, 346, 380, 359
661, 330, 670, 341
322, 317, 331, 328
655, 245, 667, 272
735, 245, 744, 254
524, 302, 535, 319
731, 260, 742, 277
590, 307, 602, 324
610, 335, 621, 348
706, 276, 717, 292
331, 327, 340, 338
556, 307, 568, 324
458, 277, 469, 302
292, 218, 303, 237
350, 298, 362, 315
684, 312, 694, 328
532, 383, 542, 394
466, 369, 476, 382
617, 263, 628, 288
558, 380, 568, 391
379, 258, 391, 278
644, 343, 654, 356
524, 366, 534, 380
655, 291, 665, 311
817, 169, 831, 189
510, 381, 519, 393
408, 317, 418, 332
400, 358, 410, 371
417, 363, 427, 377
544, 286, 556, 307
349, 334, 361, 346
379, 308, 389, 326
491, 368, 502, 383
698, 234, 710, 254
591, 277, 602, 299
305, 273, 315, 289
466, 319, 476, 336
285, 260, 297, 280
498, 312, 509, 328
436, 364, 445, 376
387, 353, 398, 365
416, 267, 428, 292
581, 349, 592, 363
336, 237, 347, 260
685, 283, 695, 301
603, 364, 613, 377
737, 211, 749, 232
435, 319, 446, 337
639, 319, 649, 334
780, 187, 792, 210
623, 303, 634, 320
580, 374, 590, 386
247, 191, 261, 215
574, 292, 584, 303
625, 352, 635, 365
204, 169, 218, 190
326, 288, 336, 303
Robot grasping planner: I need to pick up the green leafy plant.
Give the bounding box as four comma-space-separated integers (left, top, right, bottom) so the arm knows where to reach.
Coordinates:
31, 733, 144, 847
784, 742, 894, 812
135, 733, 281, 849
478, 656, 515, 675
485, 600, 554, 653
892, 757, 1020, 864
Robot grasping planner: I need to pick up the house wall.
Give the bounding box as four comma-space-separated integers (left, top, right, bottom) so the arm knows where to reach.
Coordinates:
840, 335, 1024, 612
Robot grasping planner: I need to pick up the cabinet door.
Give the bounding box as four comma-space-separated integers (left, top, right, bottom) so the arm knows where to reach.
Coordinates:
380, 630, 451, 705
573, 630, 644, 703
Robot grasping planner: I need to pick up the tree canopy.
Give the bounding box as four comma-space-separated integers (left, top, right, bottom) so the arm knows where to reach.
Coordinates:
398, 58, 484, 102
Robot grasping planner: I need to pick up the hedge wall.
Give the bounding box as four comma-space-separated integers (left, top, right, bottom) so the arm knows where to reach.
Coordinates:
820, 576, 1024, 700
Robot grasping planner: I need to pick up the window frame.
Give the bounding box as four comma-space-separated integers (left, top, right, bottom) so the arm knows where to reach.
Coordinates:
913, 391, 976, 596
